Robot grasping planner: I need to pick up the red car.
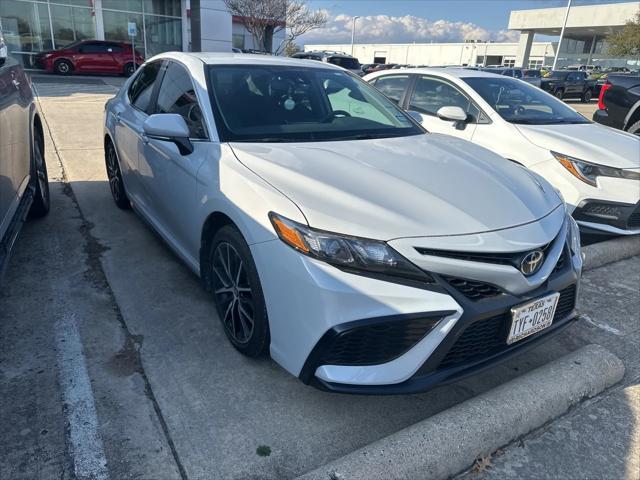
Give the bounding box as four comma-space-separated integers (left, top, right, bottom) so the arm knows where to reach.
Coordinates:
36, 40, 144, 77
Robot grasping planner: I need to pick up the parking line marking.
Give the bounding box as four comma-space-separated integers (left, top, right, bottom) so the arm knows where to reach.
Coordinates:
56, 312, 110, 480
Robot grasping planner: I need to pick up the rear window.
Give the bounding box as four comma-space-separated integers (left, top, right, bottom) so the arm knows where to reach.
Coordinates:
524, 70, 541, 78
328, 57, 360, 70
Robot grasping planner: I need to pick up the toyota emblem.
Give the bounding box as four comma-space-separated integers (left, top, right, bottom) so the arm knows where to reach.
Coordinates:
520, 250, 544, 276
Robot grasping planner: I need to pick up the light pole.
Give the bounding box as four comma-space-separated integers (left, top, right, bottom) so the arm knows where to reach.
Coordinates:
552, 0, 572, 71
351, 16, 360, 56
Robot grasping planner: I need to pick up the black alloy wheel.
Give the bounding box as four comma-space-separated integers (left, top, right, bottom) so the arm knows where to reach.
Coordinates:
29, 128, 50, 218
54, 59, 72, 75
105, 141, 131, 209
209, 226, 269, 357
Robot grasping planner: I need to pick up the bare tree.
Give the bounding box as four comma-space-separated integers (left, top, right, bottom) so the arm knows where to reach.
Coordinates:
223, 0, 326, 54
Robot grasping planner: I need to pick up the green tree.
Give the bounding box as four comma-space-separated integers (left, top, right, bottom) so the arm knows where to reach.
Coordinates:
607, 12, 640, 57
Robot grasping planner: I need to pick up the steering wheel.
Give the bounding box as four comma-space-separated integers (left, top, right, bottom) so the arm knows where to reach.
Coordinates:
187, 104, 202, 123
513, 105, 526, 116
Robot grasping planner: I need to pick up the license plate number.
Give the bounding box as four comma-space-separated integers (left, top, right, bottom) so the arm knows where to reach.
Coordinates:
507, 293, 560, 345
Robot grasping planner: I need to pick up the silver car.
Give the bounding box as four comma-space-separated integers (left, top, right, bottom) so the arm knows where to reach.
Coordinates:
0, 28, 50, 282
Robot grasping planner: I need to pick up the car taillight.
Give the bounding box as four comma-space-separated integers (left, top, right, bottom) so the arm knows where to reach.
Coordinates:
598, 82, 612, 110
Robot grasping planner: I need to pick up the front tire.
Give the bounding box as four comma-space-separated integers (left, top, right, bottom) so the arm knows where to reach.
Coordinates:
54, 59, 73, 75
209, 226, 270, 357
554, 89, 564, 100
581, 89, 592, 103
123, 62, 136, 77
29, 127, 50, 218
105, 140, 131, 209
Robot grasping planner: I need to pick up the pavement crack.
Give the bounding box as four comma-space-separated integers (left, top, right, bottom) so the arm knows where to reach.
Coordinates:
37, 93, 189, 480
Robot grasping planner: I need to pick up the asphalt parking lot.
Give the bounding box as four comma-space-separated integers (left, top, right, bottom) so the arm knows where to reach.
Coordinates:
1, 75, 638, 479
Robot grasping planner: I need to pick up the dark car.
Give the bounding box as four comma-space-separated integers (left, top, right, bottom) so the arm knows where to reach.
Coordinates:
35, 40, 144, 77
540, 70, 596, 102
481, 67, 542, 88
593, 74, 640, 136
0, 29, 50, 283
291, 51, 363, 75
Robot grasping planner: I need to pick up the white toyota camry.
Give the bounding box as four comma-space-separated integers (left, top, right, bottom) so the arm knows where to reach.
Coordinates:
365, 68, 640, 236
104, 53, 581, 394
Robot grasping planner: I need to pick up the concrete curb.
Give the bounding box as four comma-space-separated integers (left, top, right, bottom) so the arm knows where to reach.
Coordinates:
582, 236, 640, 272
297, 344, 624, 480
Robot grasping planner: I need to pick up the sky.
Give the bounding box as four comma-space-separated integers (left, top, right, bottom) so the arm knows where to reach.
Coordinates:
300, 0, 636, 45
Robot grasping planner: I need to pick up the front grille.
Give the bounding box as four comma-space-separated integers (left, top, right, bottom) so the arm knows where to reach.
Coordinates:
416, 243, 551, 268
321, 316, 442, 366
580, 203, 622, 220
628, 203, 640, 228
552, 248, 568, 275
438, 284, 577, 369
443, 276, 503, 301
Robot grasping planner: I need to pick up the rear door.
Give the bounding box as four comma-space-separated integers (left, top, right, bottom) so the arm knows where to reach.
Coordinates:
405, 75, 479, 140
112, 60, 163, 209
139, 60, 208, 251
0, 51, 30, 240
76, 42, 112, 73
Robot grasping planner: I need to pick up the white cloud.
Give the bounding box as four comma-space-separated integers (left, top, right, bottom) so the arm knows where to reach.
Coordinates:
300, 13, 520, 45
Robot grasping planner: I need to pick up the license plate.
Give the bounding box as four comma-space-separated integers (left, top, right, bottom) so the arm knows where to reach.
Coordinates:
507, 293, 560, 345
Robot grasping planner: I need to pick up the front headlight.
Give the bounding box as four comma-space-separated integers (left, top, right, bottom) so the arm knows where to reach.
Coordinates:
269, 212, 432, 283
568, 215, 581, 256
553, 151, 640, 187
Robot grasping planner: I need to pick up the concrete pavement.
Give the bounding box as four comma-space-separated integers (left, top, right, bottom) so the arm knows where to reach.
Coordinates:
0, 74, 637, 479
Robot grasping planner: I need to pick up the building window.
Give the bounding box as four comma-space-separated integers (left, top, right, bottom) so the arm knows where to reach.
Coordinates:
503, 58, 515, 67
232, 33, 245, 50
528, 59, 543, 69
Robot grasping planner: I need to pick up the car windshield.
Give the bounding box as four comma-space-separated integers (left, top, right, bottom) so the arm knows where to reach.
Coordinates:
463, 77, 590, 125
207, 65, 423, 142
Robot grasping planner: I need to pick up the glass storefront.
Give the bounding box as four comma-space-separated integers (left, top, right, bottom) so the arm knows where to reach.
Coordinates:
0, 0, 181, 66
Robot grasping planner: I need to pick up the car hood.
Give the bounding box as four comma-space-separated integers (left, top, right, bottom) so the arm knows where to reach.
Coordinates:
230, 134, 562, 240
516, 123, 640, 170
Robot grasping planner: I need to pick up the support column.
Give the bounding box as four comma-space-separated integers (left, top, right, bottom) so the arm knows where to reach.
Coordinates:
515, 30, 534, 68
586, 34, 597, 67
94, 0, 105, 40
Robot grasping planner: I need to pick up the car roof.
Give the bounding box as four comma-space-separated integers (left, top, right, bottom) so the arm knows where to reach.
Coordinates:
147, 51, 344, 71
368, 67, 507, 81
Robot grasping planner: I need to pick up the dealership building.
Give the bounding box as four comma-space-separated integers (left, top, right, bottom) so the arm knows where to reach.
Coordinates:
306, 2, 640, 69
0, 0, 284, 66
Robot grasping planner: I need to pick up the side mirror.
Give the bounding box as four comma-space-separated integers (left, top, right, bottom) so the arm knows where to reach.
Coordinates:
407, 110, 423, 123
436, 106, 468, 123
143, 114, 193, 155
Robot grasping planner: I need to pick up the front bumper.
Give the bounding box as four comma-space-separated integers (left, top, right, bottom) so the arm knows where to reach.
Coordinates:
573, 199, 640, 235
251, 212, 582, 394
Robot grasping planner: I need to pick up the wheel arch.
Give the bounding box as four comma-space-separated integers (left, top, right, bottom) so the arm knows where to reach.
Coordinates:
200, 211, 237, 291
624, 100, 640, 130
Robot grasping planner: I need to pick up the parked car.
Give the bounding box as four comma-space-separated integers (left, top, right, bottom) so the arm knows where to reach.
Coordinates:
105, 52, 581, 393
481, 67, 542, 88
0, 29, 50, 283
593, 74, 640, 136
291, 51, 363, 76
540, 70, 596, 102
361, 63, 380, 74
366, 68, 640, 235
35, 40, 145, 77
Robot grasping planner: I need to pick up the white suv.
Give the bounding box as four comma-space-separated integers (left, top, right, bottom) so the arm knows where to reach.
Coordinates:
104, 53, 581, 393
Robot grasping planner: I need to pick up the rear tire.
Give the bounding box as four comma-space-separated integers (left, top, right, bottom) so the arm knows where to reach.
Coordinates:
105, 140, 131, 209
54, 59, 73, 75
581, 89, 592, 103
208, 225, 270, 357
554, 89, 564, 100
123, 62, 136, 77
29, 127, 50, 218
627, 120, 640, 137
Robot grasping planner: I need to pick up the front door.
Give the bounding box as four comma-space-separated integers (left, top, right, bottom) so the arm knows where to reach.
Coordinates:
406, 75, 478, 141
138, 61, 208, 253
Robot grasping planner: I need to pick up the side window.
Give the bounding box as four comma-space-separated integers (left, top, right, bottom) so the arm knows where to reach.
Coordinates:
107, 44, 123, 53
513, 70, 523, 79
79, 43, 108, 54
409, 76, 479, 119
373, 75, 409, 105
154, 62, 207, 139
128, 61, 162, 112
567, 73, 577, 81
